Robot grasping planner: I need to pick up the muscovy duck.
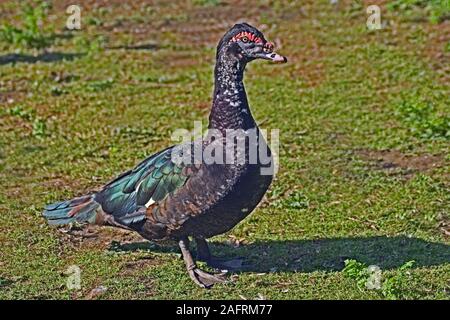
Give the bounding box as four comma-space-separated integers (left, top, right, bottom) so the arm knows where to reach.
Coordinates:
43, 23, 287, 288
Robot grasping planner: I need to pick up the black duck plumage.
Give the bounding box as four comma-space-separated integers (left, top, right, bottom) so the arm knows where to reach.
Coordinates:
43, 23, 287, 288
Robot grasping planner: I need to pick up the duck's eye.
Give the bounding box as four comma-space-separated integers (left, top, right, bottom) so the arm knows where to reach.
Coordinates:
263, 46, 272, 53
241, 36, 249, 43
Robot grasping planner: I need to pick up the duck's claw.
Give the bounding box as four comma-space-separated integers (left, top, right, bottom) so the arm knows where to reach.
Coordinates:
188, 267, 227, 288
179, 237, 229, 288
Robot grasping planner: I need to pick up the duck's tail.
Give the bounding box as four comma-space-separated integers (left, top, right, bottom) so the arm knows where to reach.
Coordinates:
43, 194, 101, 225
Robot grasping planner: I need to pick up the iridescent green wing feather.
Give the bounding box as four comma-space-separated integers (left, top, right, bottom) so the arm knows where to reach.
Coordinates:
94, 146, 190, 226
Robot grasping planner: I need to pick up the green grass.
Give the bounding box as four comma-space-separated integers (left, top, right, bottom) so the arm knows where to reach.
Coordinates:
0, 0, 449, 299
0, 1, 55, 50
342, 259, 420, 299
192, 0, 222, 7
388, 0, 450, 23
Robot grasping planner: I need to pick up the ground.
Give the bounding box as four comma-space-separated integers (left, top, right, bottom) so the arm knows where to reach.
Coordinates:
0, 0, 449, 299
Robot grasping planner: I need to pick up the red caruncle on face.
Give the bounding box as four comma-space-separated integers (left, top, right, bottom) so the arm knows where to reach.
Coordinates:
230, 31, 263, 44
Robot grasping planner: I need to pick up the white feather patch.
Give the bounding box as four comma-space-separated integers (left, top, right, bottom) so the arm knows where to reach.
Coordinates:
145, 198, 156, 208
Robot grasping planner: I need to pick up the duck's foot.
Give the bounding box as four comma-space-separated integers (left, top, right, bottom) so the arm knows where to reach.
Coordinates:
179, 237, 227, 289
195, 237, 245, 271
187, 267, 227, 288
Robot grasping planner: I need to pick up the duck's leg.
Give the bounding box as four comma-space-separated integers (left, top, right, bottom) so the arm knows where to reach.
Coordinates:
195, 237, 244, 271
178, 237, 226, 288
195, 236, 212, 261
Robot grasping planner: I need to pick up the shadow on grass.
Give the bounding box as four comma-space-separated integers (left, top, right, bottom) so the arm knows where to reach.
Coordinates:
109, 236, 450, 273
106, 43, 159, 51
0, 277, 14, 289
0, 52, 84, 65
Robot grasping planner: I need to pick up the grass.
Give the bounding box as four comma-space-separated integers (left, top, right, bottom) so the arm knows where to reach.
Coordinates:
0, 1, 55, 50
394, 94, 449, 140
0, 0, 449, 299
342, 259, 418, 299
387, 0, 450, 23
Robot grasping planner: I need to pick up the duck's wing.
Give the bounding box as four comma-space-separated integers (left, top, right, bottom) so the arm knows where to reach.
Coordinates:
94, 146, 191, 226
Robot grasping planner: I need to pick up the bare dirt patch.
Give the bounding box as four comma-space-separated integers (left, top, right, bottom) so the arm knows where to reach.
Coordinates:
285, 36, 325, 87
192, 101, 210, 110
40, 174, 90, 193
357, 149, 444, 177
48, 0, 327, 86
120, 256, 160, 276
155, 1, 275, 47
437, 216, 450, 238
0, 91, 24, 105
57, 224, 145, 251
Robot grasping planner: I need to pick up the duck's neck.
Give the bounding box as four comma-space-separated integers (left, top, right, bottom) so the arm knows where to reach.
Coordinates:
208, 54, 256, 133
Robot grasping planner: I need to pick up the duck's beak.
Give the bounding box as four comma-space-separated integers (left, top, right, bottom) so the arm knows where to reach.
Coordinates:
262, 51, 287, 63
255, 50, 287, 63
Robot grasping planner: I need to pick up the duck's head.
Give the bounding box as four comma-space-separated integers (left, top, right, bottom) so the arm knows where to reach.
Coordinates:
217, 23, 287, 64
